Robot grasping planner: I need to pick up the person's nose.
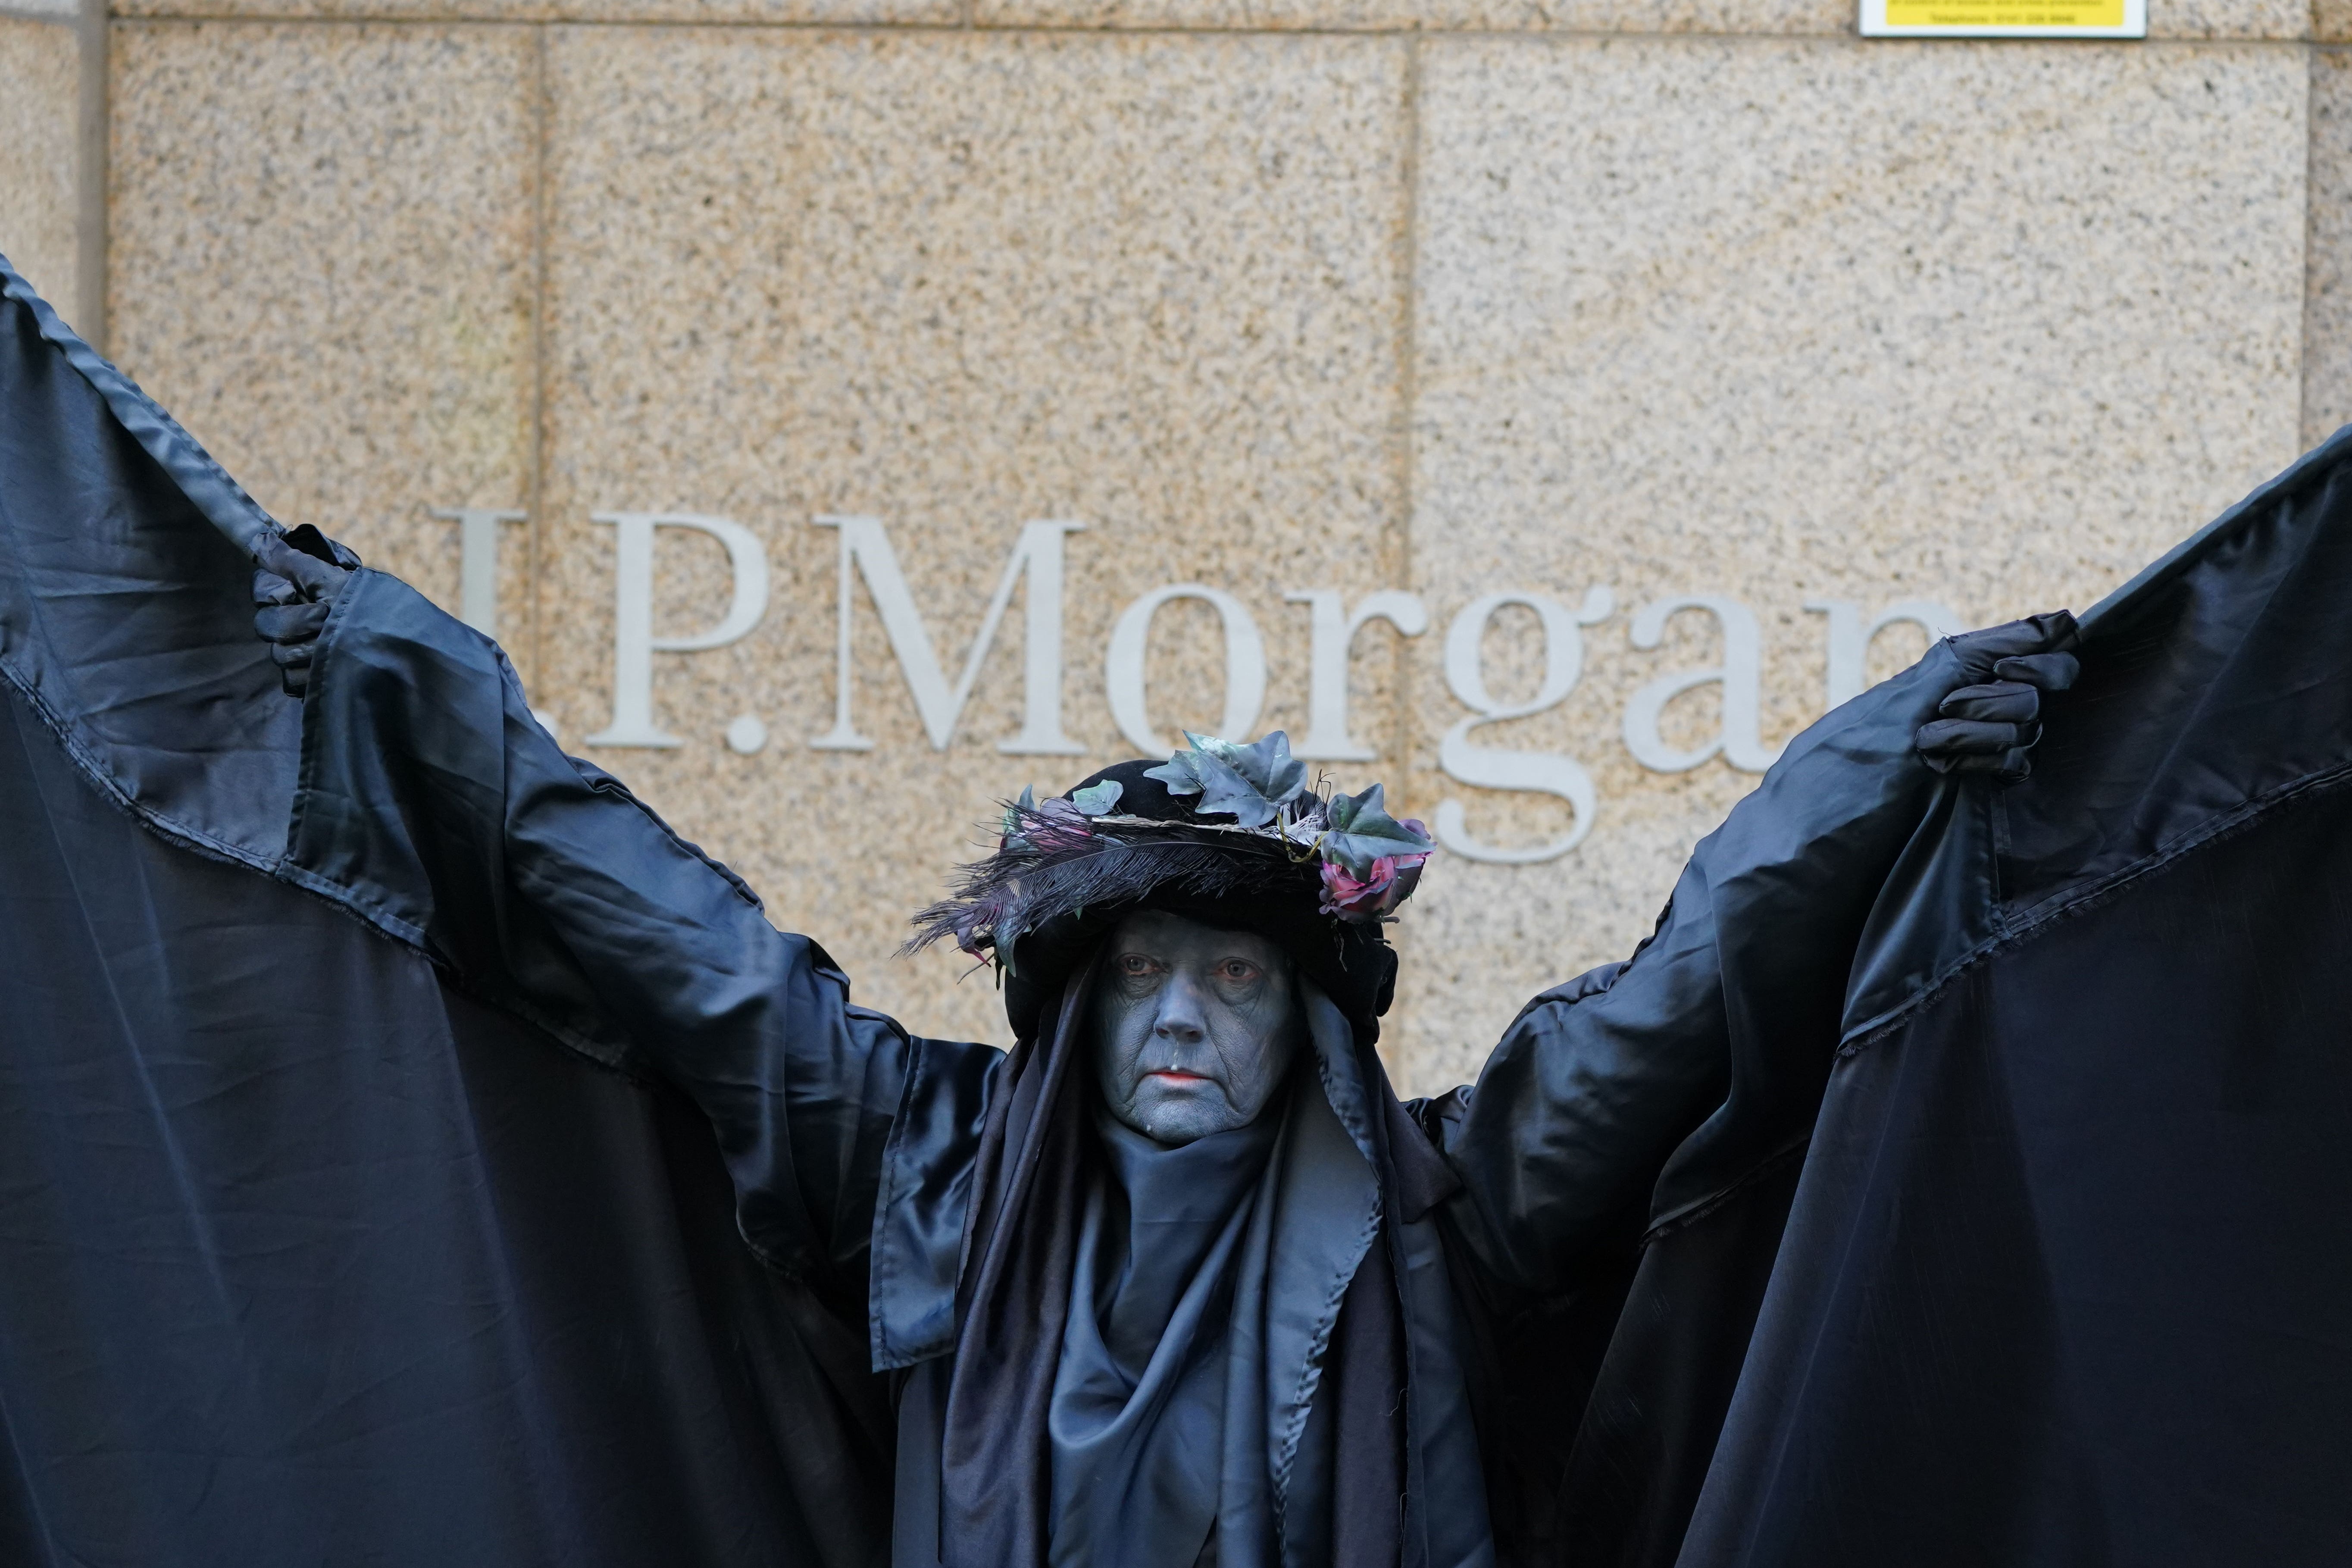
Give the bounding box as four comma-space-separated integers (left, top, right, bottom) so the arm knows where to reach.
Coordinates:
1151, 970, 1209, 1048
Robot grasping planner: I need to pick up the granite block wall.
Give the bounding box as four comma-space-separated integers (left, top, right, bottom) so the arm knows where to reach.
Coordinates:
0, 15, 83, 324
3, 0, 2339, 1089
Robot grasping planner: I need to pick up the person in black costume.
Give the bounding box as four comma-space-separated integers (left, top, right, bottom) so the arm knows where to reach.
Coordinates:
248, 524, 2076, 1568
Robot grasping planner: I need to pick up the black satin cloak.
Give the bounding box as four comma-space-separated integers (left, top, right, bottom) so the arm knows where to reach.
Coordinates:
1668, 435, 2352, 1567
0, 258, 897, 1566
1430, 437, 2352, 1565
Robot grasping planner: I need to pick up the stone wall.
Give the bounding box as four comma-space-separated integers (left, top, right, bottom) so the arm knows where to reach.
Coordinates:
3, 0, 2344, 1091
0, 13, 84, 328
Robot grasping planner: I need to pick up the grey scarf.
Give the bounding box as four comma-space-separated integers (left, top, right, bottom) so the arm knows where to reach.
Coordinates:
911, 973, 1385, 1568
1046, 1106, 1279, 1566
1044, 986, 1383, 1568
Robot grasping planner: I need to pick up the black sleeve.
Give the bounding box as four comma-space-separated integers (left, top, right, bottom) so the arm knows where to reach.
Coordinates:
1422, 634, 1995, 1294
285, 564, 956, 1296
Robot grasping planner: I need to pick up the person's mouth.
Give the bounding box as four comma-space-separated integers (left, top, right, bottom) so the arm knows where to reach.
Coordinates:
1148, 1070, 1210, 1085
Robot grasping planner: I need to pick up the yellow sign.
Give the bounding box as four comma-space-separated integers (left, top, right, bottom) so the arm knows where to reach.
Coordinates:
1884, 0, 2123, 22
1861, 0, 2142, 32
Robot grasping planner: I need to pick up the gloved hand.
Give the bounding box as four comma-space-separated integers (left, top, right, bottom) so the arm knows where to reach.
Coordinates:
1914, 610, 2080, 783
251, 524, 358, 698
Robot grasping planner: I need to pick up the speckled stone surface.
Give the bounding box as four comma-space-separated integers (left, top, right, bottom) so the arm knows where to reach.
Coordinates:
109, 22, 541, 677
1391, 34, 2307, 1092
2148, 0, 2312, 39
110, 0, 958, 29
533, 28, 1411, 1052
107, 0, 557, 18
2308, 49, 2352, 441
969, 0, 1851, 35
0, 18, 82, 328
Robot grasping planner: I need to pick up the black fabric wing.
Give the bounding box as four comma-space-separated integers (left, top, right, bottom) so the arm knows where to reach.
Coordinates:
1422, 432, 2352, 1567
1678, 430, 2352, 1568
0, 253, 894, 1568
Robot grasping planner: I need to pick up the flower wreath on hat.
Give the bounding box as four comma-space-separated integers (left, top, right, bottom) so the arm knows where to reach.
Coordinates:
908, 730, 1434, 977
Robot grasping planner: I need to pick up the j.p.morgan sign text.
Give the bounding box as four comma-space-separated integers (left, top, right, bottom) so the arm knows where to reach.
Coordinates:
433, 508, 1960, 865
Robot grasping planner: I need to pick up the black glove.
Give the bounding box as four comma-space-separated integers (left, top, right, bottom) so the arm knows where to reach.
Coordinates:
251, 524, 358, 698
1915, 610, 2080, 783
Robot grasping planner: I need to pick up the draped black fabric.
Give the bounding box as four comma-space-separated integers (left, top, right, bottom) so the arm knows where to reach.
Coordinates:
1671, 431, 2352, 1567
940, 963, 1095, 1565
0, 254, 897, 1568
1542, 432, 2352, 1566
1689, 811, 2352, 1565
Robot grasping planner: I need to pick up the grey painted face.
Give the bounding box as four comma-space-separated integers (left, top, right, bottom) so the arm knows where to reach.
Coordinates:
1091, 909, 1303, 1148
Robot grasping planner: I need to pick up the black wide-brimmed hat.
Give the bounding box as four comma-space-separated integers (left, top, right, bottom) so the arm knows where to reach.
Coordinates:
907, 733, 1433, 1044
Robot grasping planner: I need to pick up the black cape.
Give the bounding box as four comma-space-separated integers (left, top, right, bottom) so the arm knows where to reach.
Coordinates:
5, 248, 2350, 1566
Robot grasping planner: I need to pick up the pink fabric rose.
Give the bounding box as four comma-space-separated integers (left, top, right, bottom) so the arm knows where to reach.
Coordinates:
1318, 832, 1430, 921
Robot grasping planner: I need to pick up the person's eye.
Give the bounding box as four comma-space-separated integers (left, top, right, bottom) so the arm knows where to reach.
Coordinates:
1219, 960, 1258, 983
1120, 954, 1157, 976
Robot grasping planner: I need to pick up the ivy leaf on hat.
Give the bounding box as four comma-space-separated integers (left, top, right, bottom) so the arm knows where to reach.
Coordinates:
1320, 784, 1434, 877
1068, 779, 1125, 817
1143, 732, 1305, 829
1190, 732, 1307, 807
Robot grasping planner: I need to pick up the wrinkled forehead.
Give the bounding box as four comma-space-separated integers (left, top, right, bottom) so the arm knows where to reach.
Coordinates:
1106, 908, 1294, 970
